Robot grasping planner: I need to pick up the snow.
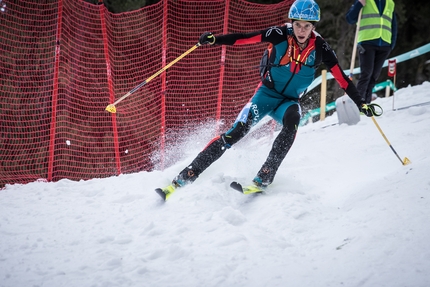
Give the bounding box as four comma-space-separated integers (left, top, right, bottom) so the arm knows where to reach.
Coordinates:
1, 82, 430, 287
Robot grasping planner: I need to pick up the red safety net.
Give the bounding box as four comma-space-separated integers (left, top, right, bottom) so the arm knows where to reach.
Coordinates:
0, 0, 293, 187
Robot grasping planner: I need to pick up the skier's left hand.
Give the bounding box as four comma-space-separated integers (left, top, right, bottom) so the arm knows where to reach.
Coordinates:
360, 103, 383, 117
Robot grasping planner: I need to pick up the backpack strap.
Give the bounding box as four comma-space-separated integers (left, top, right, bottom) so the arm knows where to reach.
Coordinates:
260, 32, 322, 90
259, 43, 277, 88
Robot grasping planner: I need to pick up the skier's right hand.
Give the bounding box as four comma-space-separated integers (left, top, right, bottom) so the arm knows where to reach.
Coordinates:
199, 32, 216, 45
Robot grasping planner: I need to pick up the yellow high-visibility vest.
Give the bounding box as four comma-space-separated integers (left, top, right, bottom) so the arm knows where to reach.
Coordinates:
358, 0, 395, 43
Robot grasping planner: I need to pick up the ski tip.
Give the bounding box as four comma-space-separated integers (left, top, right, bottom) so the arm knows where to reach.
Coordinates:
155, 184, 176, 201
230, 181, 244, 193
155, 188, 167, 201
230, 181, 265, 195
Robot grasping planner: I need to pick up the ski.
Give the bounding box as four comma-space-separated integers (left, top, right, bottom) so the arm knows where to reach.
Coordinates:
155, 184, 176, 201
156, 181, 264, 201
230, 181, 264, 195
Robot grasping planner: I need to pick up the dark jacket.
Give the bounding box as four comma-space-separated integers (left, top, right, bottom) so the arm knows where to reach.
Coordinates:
214, 25, 362, 107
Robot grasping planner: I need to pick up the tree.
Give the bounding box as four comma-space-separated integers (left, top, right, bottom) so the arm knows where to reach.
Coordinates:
85, 0, 157, 13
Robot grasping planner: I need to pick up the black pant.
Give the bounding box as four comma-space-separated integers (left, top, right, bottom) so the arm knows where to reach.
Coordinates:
178, 105, 300, 185
357, 44, 391, 104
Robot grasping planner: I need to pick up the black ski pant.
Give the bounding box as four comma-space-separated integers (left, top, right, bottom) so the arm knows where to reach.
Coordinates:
180, 104, 300, 184
357, 44, 391, 104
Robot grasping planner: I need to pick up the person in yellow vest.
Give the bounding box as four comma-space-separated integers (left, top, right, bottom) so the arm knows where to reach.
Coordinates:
346, 0, 397, 104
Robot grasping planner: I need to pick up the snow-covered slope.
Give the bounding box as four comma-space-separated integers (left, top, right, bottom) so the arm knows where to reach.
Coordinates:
1, 82, 430, 287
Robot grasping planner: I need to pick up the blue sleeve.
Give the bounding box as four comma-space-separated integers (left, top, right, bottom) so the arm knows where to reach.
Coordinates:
391, 13, 397, 49
346, 0, 364, 24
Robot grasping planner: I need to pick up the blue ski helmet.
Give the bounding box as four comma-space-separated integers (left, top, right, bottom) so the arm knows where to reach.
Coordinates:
288, 0, 321, 22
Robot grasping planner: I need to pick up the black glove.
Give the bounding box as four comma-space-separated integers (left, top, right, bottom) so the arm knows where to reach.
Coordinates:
199, 32, 216, 45
360, 103, 383, 117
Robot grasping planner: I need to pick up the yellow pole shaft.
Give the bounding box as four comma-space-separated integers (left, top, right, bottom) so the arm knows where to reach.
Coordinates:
106, 43, 201, 113
370, 116, 410, 165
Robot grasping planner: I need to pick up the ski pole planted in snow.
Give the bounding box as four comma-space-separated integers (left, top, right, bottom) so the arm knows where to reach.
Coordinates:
369, 115, 410, 165
105, 43, 201, 113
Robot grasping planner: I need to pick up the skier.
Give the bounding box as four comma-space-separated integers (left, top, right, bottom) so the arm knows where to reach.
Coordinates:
157, 0, 370, 200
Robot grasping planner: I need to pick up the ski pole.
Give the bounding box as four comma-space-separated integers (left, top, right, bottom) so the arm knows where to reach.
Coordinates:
338, 9, 362, 108
369, 115, 410, 165
348, 8, 362, 80
105, 43, 201, 113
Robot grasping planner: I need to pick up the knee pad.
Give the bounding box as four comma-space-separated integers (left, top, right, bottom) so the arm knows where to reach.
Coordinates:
282, 104, 300, 131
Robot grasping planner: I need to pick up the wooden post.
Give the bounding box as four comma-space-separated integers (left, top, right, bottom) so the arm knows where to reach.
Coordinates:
385, 80, 391, 98
320, 70, 327, 121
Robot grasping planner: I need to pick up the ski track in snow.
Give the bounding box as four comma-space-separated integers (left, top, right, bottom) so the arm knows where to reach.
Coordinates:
1, 82, 430, 287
